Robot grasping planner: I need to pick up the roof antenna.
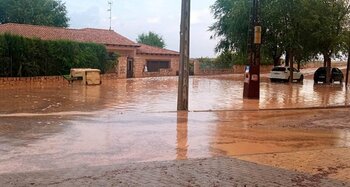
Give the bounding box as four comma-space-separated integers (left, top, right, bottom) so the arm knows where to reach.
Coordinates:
107, 1, 113, 30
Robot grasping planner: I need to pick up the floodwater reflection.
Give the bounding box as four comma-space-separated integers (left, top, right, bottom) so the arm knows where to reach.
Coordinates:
0, 109, 349, 174
176, 112, 188, 160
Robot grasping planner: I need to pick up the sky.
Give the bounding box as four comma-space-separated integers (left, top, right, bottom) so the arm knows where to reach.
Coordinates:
64, 0, 218, 58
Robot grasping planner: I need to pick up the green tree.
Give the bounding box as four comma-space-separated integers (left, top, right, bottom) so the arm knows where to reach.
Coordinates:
210, 0, 306, 66
300, 0, 350, 83
0, 0, 69, 27
261, 0, 286, 66
210, 0, 350, 72
262, 0, 308, 67
342, 31, 350, 53
210, 0, 250, 55
136, 31, 166, 48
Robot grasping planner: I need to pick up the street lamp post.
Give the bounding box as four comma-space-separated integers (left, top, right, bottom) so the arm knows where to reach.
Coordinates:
243, 0, 261, 99
177, 0, 191, 111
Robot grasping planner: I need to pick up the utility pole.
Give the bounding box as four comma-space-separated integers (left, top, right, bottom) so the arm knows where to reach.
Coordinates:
177, 0, 191, 111
243, 0, 261, 99
108, 1, 113, 30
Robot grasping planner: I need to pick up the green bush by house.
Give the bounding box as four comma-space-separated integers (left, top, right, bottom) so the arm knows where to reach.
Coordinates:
0, 34, 118, 77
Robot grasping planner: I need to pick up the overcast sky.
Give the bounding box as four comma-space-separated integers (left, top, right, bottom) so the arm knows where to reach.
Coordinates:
64, 0, 218, 58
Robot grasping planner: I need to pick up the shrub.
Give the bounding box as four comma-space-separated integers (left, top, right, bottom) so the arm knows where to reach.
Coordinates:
0, 34, 118, 77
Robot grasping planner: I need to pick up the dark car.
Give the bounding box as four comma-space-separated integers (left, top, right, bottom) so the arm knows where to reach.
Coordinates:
314, 67, 344, 84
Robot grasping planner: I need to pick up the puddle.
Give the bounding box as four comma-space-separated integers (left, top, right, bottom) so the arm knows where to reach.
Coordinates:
0, 109, 349, 174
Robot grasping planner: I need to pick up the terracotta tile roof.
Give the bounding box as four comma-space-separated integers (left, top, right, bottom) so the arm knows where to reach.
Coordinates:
137, 44, 179, 56
0, 23, 139, 47
0, 23, 180, 56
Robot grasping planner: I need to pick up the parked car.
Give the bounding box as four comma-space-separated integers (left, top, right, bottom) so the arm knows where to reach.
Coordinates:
314, 67, 344, 84
269, 66, 304, 82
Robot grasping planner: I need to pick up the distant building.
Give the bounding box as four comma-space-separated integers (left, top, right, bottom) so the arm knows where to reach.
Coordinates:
0, 23, 180, 78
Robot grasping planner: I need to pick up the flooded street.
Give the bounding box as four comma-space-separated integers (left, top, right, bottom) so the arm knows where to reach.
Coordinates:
0, 75, 350, 183
0, 75, 349, 114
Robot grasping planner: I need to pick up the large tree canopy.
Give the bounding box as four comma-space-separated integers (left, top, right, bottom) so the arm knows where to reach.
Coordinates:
0, 0, 69, 27
210, 0, 350, 68
262, 0, 306, 65
300, 0, 350, 63
210, 0, 250, 54
136, 31, 166, 48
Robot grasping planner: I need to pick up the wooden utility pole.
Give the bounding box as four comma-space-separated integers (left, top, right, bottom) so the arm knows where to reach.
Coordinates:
243, 0, 261, 99
177, 0, 191, 111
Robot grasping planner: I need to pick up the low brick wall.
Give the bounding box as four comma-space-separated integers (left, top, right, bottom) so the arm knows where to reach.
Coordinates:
193, 60, 275, 76
0, 73, 120, 87
0, 76, 67, 87
233, 65, 274, 74
195, 69, 234, 76
142, 69, 177, 78
101, 73, 119, 80
194, 64, 273, 76
193, 60, 348, 76
301, 61, 347, 69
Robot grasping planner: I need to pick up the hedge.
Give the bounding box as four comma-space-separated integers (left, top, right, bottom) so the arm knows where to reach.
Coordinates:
0, 34, 118, 77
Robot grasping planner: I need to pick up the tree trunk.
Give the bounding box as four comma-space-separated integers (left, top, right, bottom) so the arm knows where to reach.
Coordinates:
323, 53, 331, 84
297, 61, 301, 71
346, 49, 350, 88
9, 48, 13, 77
273, 56, 280, 66
289, 52, 294, 84
285, 51, 290, 67
17, 63, 22, 77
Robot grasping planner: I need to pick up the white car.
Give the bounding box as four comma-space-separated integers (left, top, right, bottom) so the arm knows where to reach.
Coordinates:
269, 66, 304, 82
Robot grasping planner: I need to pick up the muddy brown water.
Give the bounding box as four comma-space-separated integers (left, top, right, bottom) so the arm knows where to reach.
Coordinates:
0, 76, 349, 114
0, 75, 349, 174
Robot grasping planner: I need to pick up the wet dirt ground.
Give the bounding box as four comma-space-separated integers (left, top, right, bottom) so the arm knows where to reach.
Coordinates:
0, 73, 350, 185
